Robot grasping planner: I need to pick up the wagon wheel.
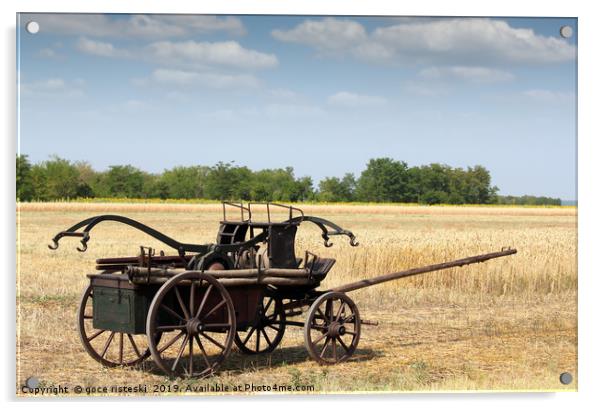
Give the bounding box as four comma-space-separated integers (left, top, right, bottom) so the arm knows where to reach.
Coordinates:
146, 271, 236, 378
77, 285, 157, 367
304, 292, 361, 365
234, 290, 286, 354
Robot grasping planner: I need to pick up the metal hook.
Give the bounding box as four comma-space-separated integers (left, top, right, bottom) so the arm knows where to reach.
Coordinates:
322, 234, 333, 248
48, 239, 59, 250
76, 240, 88, 252
349, 236, 359, 247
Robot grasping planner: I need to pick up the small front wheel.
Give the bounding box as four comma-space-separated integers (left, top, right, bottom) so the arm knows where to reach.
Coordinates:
304, 292, 361, 365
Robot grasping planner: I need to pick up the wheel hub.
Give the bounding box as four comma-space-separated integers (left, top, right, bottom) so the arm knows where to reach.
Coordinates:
186, 318, 202, 335
328, 322, 345, 337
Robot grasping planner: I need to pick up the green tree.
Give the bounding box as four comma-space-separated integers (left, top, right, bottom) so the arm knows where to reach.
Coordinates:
160, 166, 209, 199
205, 162, 253, 200
318, 173, 356, 202
294, 176, 315, 202
73, 161, 96, 198
103, 165, 146, 198
16, 155, 34, 201
421, 190, 449, 205
464, 165, 498, 204
356, 158, 409, 202
250, 167, 311, 202
28, 156, 80, 200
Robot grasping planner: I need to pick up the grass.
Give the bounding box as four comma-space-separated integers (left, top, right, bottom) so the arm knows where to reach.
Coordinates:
16, 202, 577, 395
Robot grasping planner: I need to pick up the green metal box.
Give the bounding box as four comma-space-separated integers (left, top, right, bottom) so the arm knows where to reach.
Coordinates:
89, 274, 159, 334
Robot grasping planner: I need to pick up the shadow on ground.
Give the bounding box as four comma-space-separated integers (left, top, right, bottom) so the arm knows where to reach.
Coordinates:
138, 344, 383, 378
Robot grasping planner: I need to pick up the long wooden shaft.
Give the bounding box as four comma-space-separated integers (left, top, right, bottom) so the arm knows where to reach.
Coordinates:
328, 248, 517, 294
127, 267, 311, 279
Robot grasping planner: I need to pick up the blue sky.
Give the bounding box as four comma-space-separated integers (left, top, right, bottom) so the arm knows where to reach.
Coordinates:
17, 14, 577, 199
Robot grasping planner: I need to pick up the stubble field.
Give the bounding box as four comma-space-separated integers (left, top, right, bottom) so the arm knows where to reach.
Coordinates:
16, 202, 577, 395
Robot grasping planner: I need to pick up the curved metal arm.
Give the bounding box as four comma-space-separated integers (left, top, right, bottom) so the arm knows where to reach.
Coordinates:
287, 216, 359, 247
48, 214, 209, 255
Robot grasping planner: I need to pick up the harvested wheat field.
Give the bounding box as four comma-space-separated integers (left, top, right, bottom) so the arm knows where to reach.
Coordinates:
16, 202, 577, 395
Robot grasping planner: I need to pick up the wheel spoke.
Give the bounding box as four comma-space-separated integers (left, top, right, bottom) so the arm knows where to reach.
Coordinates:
156, 324, 187, 331
319, 337, 330, 358
87, 329, 105, 342
332, 337, 337, 361
264, 297, 274, 312
188, 337, 194, 377
312, 331, 328, 345
255, 328, 260, 351
343, 315, 356, 323
160, 304, 184, 322
337, 335, 350, 353
267, 324, 281, 332
174, 287, 190, 320
158, 331, 185, 354
119, 333, 124, 364
189, 280, 197, 318
171, 334, 189, 372
101, 332, 115, 358
203, 322, 231, 329
316, 307, 328, 323
127, 334, 142, 358
241, 327, 256, 345
194, 334, 212, 369
260, 328, 272, 347
334, 302, 345, 322
200, 331, 226, 350
195, 284, 213, 319
202, 299, 226, 321
83, 314, 93, 319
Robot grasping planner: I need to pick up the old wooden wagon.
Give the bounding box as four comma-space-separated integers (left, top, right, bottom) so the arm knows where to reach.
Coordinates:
49, 202, 516, 378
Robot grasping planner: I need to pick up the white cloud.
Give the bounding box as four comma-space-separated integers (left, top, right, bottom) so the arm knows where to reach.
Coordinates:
147, 40, 278, 70
148, 68, 260, 89
28, 14, 246, 38
327, 91, 387, 107
76, 37, 131, 58
20, 78, 84, 98
522, 89, 574, 102
272, 17, 575, 65
419, 66, 515, 83
202, 109, 237, 121
403, 81, 451, 97
37, 48, 57, 58
269, 88, 298, 100
272, 18, 367, 53
265, 103, 326, 118
74, 37, 277, 76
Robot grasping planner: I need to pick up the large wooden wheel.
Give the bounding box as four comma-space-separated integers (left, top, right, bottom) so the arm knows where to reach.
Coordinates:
146, 272, 236, 378
77, 285, 155, 367
304, 292, 361, 365
234, 290, 286, 354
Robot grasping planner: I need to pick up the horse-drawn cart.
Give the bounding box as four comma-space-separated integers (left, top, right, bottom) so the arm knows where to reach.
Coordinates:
49, 202, 516, 378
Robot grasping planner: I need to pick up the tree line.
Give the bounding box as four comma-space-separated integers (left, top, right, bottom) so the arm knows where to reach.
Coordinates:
15, 155, 561, 205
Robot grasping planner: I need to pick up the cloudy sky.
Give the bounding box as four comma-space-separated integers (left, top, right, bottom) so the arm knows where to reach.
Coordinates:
17, 14, 576, 199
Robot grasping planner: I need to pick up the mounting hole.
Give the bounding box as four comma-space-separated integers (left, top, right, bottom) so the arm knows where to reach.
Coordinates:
559, 25, 573, 39
559, 372, 573, 385
25, 376, 40, 389
26, 21, 40, 34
